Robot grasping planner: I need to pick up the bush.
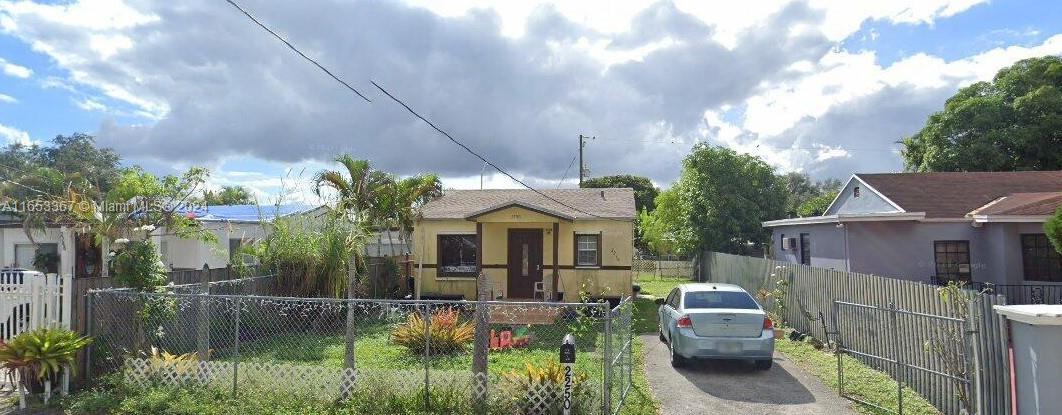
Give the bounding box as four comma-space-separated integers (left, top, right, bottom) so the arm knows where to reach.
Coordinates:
0, 327, 91, 392
502, 360, 594, 414
391, 308, 473, 356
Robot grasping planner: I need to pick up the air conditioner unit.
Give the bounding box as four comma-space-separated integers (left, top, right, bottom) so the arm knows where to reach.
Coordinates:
781, 237, 797, 251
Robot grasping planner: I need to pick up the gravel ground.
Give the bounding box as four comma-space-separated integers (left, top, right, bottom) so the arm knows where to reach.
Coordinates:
641, 334, 856, 415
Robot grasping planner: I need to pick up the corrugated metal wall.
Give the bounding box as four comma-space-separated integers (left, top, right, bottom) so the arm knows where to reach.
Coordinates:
701, 252, 1012, 415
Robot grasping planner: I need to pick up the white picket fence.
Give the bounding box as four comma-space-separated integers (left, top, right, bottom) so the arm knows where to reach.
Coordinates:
0, 269, 73, 341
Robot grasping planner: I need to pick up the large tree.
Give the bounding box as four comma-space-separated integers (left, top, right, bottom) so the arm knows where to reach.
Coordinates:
200, 185, 254, 205
580, 175, 659, 213
902, 56, 1062, 172
780, 172, 841, 218
0, 134, 122, 241
642, 144, 787, 255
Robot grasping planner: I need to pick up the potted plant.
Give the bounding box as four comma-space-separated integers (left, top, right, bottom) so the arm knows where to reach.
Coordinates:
0, 327, 92, 394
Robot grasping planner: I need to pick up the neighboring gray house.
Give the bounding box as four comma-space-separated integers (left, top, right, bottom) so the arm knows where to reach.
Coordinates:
763, 171, 1062, 286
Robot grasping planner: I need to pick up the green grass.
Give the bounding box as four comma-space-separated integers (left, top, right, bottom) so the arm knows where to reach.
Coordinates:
58, 377, 523, 415
633, 275, 690, 298
232, 322, 605, 378
775, 336, 941, 415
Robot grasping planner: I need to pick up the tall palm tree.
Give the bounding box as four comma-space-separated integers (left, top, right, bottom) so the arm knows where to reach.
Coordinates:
382, 174, 442, 255
313, 155, 394, 224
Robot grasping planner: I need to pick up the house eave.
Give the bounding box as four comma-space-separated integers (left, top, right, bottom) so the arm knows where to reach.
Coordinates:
968, 214, 1050, 223
762, 212, 926, 227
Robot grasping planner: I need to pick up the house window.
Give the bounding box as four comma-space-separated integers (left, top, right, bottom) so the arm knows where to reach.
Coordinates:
438, 234, 477, 277
14, 244, 36, 270
575, 234, 601, 267
15, 243, 59, 273
853, 186, 861, 197
799, 233, 811, 266
1021, 234, 1062, 282
934, 241, 971, 282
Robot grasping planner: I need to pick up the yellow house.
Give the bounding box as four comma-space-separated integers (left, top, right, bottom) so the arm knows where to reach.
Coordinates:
412, 188, 636, 301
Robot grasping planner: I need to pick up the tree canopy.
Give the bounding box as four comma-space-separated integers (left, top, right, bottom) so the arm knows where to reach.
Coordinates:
1047, 207, 1062, 255
781, 172, 841, 218
902, 56, 1062, 172
200, 185, 254, 205
640, 144, 787, 256
580, 175, 659, 213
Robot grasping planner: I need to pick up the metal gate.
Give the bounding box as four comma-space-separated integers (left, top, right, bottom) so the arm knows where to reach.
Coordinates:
830, 301, 976, 415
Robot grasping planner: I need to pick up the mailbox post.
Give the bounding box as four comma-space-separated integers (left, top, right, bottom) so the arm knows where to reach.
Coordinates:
560, 334, 576, 415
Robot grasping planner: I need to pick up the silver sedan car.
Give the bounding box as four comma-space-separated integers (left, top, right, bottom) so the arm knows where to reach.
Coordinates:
656, 283, 775, 369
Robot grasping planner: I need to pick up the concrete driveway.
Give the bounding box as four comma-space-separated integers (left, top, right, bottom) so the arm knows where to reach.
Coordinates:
640, 334, 856, 415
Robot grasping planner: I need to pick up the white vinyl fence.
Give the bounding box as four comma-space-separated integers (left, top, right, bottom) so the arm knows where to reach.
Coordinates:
700, 252, 1011, 415
0, 269, 73, 340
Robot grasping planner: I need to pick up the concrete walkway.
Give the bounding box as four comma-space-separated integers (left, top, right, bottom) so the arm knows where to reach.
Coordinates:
641, 335, 856, 415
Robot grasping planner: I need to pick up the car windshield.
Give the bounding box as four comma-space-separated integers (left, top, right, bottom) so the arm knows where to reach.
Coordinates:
683, 291, 759, 309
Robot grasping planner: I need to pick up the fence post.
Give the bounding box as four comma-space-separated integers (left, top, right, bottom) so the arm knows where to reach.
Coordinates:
342, 272, 357, 400
560, 334, 576, 415
831, 300, 842, 396
889, 303, 904, 415
84, 291, 95, 384
964, 297, 980, 415
423, 302, 431, 411
197, 264, 210, 360
602, 303, 612, 415
232, 297, 241, 397
472, 272, 490, 408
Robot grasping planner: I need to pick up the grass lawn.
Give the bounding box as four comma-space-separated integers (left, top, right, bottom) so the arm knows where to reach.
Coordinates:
633, 275, 691, 298
775, 335, 941, 415
232, 322, 606, 378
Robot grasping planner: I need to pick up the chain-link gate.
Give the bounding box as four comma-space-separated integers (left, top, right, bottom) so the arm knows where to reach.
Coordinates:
830, 301, 976, 415
85, 275, 633, 414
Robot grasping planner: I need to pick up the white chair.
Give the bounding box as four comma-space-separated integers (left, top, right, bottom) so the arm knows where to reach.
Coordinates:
533, 281, 545, 300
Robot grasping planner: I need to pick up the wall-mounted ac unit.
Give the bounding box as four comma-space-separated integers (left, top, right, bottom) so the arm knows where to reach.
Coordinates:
781, 237, 797, 251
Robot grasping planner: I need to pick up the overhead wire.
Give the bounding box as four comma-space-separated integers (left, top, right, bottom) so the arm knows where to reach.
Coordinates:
223, 0, 630, 222
556, 154, 578, 189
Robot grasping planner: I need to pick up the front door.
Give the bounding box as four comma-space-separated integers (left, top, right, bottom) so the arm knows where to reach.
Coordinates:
507, 229, 543, 299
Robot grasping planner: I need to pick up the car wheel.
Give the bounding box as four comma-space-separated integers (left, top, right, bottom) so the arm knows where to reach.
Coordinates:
658, 326, 667, 342
755, 359, 773, 370
669, 337, 685, 368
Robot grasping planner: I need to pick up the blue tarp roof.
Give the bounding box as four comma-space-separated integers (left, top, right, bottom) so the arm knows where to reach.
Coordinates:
183, 204, 319, 222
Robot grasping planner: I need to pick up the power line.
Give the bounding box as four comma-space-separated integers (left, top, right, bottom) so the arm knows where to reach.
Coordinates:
222, 0, 371, 103
221, 0, 629, 222
557, 154, 578, 189
371, 81, 628, 222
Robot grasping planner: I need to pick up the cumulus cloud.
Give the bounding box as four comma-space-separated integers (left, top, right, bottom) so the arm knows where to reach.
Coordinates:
0, 56, 32, 78
0, 123, 31, 145
0, 0, 1053, 188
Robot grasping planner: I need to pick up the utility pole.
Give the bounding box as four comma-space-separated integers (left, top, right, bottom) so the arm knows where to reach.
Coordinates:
578, 134, 594, 186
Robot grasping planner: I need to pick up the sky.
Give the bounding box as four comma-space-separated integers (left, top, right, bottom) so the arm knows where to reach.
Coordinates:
1, 0, 1061, 203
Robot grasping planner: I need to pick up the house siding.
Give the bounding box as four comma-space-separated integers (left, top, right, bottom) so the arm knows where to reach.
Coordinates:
826, 178, 901, 215
413, 213, 633, 300
771, 221, 1051, 284
771, 223, 847, 271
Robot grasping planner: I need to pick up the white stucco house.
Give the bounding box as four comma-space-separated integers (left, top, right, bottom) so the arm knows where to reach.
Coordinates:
0, 204, 325, 277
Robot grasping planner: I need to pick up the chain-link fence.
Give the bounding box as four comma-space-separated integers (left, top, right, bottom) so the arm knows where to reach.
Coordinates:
632, 257, 695, 279
85, 276, 633, 414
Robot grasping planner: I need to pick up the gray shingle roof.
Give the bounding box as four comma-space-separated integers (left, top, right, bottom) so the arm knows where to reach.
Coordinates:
418, 188, 636, 220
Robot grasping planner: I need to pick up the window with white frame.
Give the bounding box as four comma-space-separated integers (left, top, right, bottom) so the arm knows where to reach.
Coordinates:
575, 233, 600, 267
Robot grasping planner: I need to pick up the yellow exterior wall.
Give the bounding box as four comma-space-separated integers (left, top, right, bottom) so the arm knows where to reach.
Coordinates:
412, 208, 633, 300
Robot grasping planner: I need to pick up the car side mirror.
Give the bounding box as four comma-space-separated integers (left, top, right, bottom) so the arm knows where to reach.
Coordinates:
654, 298, 665, 305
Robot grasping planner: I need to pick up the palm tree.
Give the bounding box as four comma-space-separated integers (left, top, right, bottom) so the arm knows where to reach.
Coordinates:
313, 155, 394, 225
